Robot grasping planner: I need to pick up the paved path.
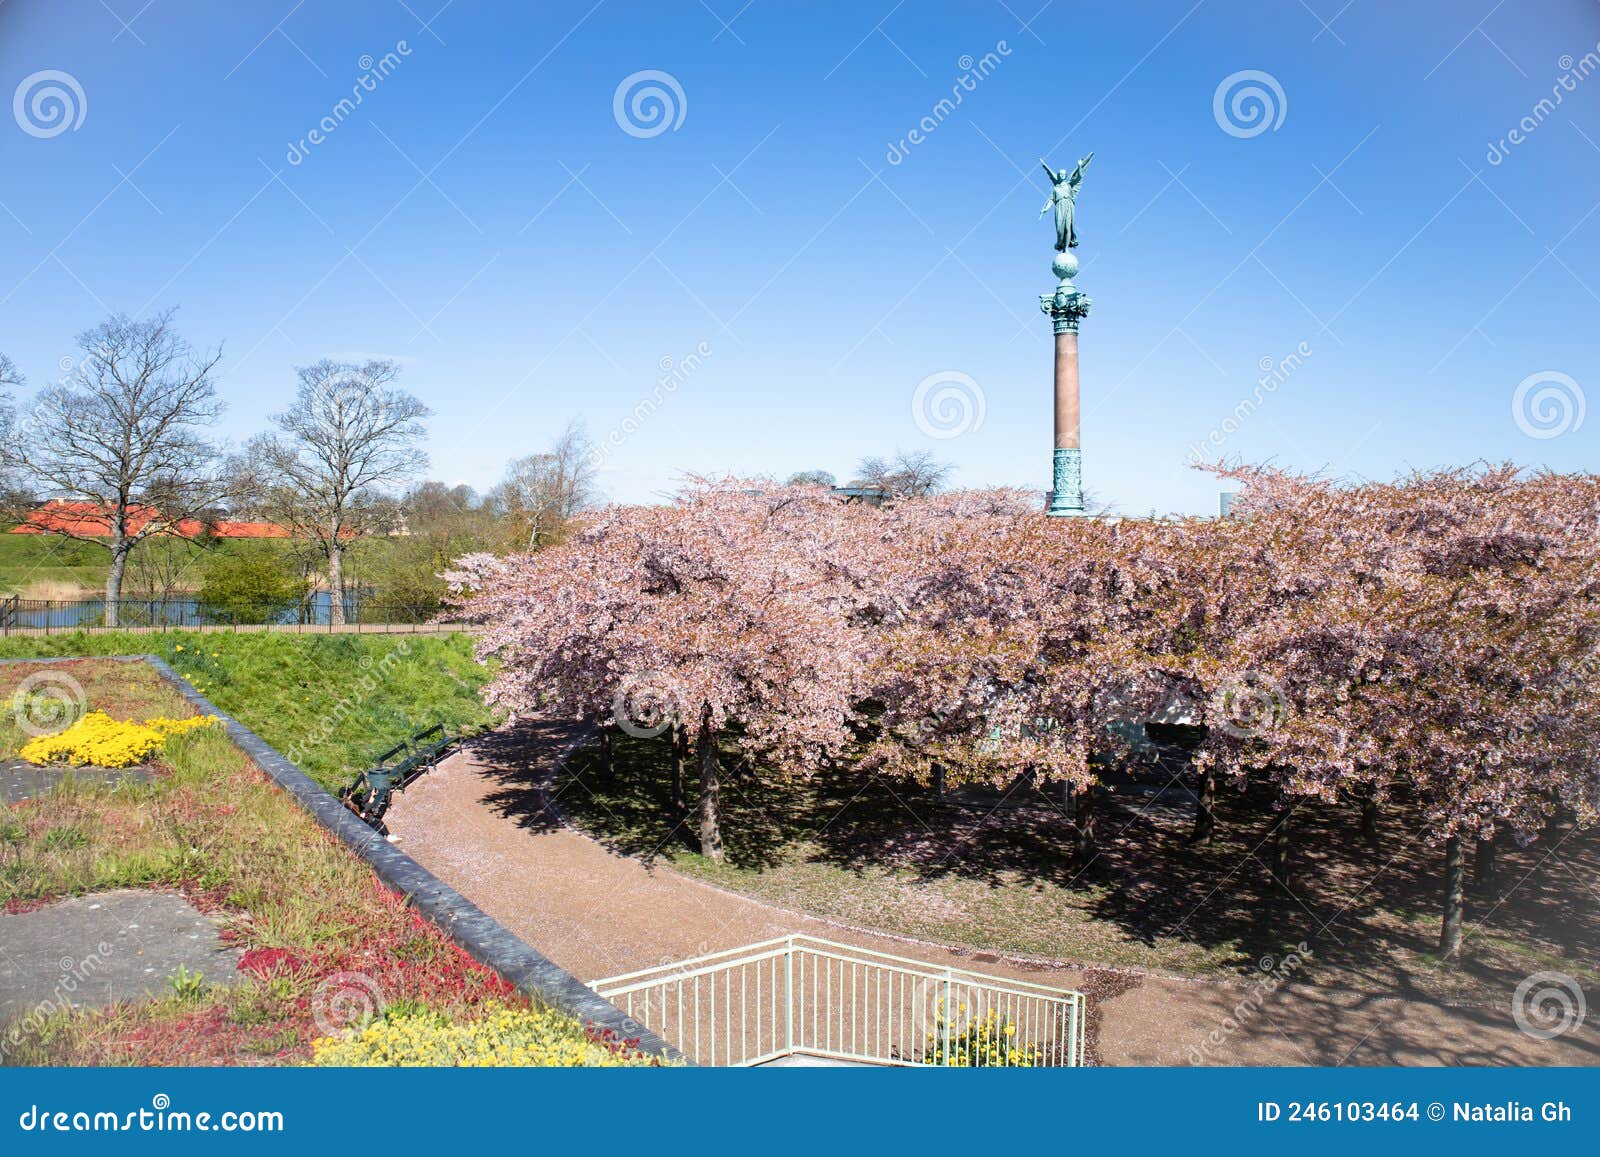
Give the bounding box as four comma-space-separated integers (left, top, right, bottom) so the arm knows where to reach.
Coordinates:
386, 722, 1600, 1067
1, 759, 155, 805
0, 890, 240, 1026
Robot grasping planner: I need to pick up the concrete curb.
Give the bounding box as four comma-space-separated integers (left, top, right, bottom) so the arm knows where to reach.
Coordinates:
0, 654, 683, 1063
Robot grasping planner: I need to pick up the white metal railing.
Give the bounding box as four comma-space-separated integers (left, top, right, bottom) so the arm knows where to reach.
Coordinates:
590, 935, 1086, 1068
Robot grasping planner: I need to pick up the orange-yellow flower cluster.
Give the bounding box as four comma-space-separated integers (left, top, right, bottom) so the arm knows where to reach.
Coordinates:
20, 710, 221, 769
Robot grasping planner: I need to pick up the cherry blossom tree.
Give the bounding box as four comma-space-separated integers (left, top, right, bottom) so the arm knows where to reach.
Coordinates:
857, 493, 1176, 859
1188, 464, 1600, 953
448, 480, 879, 860
451, 462, 1599, 956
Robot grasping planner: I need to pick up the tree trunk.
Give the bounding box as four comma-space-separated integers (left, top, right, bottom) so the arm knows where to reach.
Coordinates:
1268, 804, 1293, 898
105, 543, 129, 628
669, 725, 686, 813
327, 540, 346, 627
1190, 767, 1216, 845
1440, 835, 1464, 957
1360, 791, 1380, 842
696, 707, 723, 861
599, 727, 614, 783
1074, 784, 1098, 862
1473, 833, 1497, 896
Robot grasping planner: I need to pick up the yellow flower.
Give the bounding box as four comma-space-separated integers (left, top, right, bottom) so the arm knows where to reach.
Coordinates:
309, 1002, 660, 1068
20, 711, 221, 769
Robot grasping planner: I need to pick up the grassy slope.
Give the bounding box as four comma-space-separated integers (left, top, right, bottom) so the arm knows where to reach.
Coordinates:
0, 534, 114, 596
0, 632, 497, 792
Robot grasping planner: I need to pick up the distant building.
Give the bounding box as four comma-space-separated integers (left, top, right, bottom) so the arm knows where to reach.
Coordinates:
8, 500, 290, 539
828, 486, 893, 507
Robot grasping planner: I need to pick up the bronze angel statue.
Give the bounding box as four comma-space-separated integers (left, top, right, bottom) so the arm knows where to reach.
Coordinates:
1039, 153, 1093, 251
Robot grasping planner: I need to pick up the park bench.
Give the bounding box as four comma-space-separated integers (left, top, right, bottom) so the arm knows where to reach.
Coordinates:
340, 722, 455, 833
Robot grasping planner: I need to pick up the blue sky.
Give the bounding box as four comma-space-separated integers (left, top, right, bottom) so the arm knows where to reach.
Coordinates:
1, 0, 1596, 514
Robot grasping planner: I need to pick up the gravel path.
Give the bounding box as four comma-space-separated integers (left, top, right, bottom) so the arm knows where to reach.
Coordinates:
385, 721, 1600, 1067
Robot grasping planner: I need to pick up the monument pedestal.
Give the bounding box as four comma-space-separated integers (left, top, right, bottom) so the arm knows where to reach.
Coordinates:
1040, 250, 1091, 517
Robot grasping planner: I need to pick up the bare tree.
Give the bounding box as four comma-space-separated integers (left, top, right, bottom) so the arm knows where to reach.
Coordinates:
786, 469, 837, 488
7, 313, 225, 625
495, 421, 599, 549
852, 450, 952, 498
246, 359, 429, 626
0, 353, 22, 503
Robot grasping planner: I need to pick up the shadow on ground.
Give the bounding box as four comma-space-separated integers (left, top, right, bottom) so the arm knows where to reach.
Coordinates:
466, 719, 1600, 1012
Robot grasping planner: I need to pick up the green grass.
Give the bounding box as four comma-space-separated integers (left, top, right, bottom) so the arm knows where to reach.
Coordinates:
0, 632, 497, 792
0, 533, 248, 597
0, 532, 436, 598
0, 532, 114, 596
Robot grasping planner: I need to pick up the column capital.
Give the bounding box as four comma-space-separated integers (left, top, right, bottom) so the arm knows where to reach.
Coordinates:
1040, 288, 1092, 334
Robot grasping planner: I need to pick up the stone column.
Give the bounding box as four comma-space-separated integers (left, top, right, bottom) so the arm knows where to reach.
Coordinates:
1041, 250, 1092, 517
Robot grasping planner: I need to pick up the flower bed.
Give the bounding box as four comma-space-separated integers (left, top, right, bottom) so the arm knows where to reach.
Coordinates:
0, 659, 629, 1067
20, 710, 220, 768
311, 1003, 657, 1067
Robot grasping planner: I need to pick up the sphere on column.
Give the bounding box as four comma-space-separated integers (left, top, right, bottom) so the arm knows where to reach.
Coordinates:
1051, 250, 1079, 283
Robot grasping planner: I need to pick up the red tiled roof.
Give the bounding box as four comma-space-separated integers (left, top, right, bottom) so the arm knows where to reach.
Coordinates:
206, 521, 291, 539
8, 501, 288, 539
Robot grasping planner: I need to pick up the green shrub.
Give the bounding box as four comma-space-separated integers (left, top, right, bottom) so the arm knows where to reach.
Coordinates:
197, 550, 309, 624
350, 536, 450, 619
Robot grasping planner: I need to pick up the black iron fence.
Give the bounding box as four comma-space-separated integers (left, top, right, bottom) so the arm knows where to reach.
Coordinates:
0, 594, 465, 635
